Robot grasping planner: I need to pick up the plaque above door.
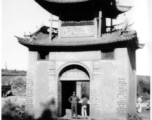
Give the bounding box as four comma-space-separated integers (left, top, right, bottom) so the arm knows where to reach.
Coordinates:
60, 69, 89, 81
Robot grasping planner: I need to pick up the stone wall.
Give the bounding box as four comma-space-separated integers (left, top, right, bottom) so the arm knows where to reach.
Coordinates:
26, 48, 136, 120
49, 51, 101, 61
114, 48, 130, 120
90, 60, 117, 119
33, 61, 57, 118
26, 51, 37, 115
90, 48, 136, 120
26, 51, 58, 118
114, 48, 136, 119
127, 48, 137, 114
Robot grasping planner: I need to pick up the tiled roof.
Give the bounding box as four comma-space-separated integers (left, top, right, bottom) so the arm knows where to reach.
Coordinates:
16, 26, 138, 47
17, 26, 138, 47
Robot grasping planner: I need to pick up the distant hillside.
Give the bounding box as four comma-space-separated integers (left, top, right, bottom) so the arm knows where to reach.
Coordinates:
1, 69, 27, 85
1, 69, 150, 97
137, 75, 150, 101
81, 75, 150, 100
137, 75, 150, 83
2, 69, 27, 76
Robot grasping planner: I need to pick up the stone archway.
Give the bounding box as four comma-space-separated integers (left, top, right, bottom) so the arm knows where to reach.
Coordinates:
58, 64, 90, 117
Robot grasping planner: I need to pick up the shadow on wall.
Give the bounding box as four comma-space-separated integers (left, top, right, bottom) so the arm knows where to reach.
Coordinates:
38, 98, 57, 120
127, 48, 136, 70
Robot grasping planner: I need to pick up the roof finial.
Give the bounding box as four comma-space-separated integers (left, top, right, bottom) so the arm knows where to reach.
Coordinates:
24, 32, 28, 37
5, 62, 7, 70
49, 14, 53, 41
41, 22, 44, 27
24, 32, 26, 36
24, 32, 30, 38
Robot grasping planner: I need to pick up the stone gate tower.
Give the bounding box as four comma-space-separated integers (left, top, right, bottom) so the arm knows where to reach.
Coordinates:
16, 0, 143, 120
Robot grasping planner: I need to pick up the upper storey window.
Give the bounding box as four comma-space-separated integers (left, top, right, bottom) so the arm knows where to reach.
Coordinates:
38, 51, 49, 60
101, 49, 114, 60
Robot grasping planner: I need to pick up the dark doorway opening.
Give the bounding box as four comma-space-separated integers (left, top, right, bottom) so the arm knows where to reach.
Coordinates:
61, 81, 76, 116
59, 64, 90, 117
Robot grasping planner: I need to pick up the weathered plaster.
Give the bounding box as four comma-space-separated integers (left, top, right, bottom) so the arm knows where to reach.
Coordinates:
26, 48, 137, 120
49, 51, 101, 61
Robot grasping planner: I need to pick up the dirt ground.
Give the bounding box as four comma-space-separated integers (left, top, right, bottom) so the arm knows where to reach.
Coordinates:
2, 96, 26, 108
137, 107, 150, 120
2, 96, 150, 120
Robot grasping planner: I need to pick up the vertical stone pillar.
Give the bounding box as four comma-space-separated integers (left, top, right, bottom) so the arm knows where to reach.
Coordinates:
76, 82, 82, 98
115, 48, 129, 120
26, 51, 38, 114
90, 61, 101, 118
90, 60, 117, 120
127, 48, 137, 114
58, 80, 62, 117
48, 61, 58, 118
115, 48, 137, 119
31, 60, 57, 119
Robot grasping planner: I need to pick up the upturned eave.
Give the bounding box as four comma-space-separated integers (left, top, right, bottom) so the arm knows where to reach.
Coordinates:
16, 29, 139, 50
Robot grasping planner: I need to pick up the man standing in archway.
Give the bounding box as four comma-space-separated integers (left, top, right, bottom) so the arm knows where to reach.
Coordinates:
69, 92, 80, 119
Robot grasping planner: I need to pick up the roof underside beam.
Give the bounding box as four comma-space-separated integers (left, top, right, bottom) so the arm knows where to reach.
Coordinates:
35, 0, 131, 19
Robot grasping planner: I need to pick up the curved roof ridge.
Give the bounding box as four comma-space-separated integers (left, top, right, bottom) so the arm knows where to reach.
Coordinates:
30, 26, 49, 37
16, 29, 138, 47
122, 29, 136, 36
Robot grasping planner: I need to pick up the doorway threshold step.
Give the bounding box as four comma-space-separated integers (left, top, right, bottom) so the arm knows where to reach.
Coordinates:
58, 116, 91, 120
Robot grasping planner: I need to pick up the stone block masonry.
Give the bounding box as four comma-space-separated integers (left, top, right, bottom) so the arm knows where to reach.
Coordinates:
26, 48, 137, 120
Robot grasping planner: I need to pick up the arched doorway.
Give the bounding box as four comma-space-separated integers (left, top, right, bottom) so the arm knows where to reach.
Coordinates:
58, 64, 90, 117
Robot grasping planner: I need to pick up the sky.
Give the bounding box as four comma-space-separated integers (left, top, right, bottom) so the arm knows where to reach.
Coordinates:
1, 0, 152, 76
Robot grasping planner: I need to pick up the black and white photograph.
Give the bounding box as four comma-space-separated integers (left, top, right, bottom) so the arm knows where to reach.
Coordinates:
1, 0, 151, 120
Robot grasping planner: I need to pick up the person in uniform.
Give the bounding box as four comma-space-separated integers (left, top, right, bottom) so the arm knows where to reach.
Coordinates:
68, 92, 80, 119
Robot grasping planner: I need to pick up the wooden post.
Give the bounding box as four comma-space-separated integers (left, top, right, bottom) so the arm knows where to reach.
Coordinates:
94, 17, 97, 38
58, 20, 61, 39
49, 14, 53, 41
111, 18, 113, 32
99, 11, 102, 38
